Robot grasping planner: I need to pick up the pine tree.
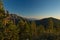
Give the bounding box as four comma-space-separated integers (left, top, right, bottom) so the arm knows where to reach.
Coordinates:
0, 0, 4, 11
18, 19, 26, 40
30, 21, 37, 40
24, 21, 31, 40
4, 21, 19, 40
0, 0, 5, 19
48, 18, 54, 33
37, 25, 45, 35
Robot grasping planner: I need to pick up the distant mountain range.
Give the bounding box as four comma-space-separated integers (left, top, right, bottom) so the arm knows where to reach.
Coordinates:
1, 10, 60, 40
4, 13, 60, 28
0, 1, 60, 40
3, 12, 60, 26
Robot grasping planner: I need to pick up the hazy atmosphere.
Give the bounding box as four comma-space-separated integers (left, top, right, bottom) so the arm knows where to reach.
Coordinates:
0, 0, 60, 40
3, 0, 60, 19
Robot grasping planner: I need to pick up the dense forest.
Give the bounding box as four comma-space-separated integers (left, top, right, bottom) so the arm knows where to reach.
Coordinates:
0, 0, 60, 40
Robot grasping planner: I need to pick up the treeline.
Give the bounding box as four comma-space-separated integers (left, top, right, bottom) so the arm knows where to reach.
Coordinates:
0, 2, 60, 39
0, 9, 60, 40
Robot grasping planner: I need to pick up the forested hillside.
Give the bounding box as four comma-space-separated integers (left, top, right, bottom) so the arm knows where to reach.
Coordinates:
0, 0, 60, 40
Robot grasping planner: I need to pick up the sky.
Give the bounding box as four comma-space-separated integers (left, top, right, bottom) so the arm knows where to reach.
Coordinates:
3, 0, 60, 19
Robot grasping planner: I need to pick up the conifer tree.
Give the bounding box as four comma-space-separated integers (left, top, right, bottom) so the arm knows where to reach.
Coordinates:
48, 18, 54, 33
37, 25, 45, 35
31, 21, 37, 39
0, 0, 4, 11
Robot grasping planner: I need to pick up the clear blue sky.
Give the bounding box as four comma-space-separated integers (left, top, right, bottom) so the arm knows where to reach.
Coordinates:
3, 0, 60, 19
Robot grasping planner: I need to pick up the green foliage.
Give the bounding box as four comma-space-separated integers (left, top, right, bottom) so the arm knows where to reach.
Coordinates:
48, 18, 54, 32
0, 0, 4, 11
0, 1, 60, 40
1, 21, 19, 40
38, 25, 45, 34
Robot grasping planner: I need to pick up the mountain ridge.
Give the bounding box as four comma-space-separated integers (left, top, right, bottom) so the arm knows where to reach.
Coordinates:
0, 1, 60, 40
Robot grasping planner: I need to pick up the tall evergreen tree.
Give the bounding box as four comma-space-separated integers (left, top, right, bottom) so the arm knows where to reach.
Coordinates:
0, 0, 4, 12
48, 18, 54, 33
4, 21, 19, 40
37, 25, 45, 35
31, 21, 37, 40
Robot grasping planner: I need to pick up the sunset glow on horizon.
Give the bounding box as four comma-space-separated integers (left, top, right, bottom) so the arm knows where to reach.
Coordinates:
3, 0, 60, 19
